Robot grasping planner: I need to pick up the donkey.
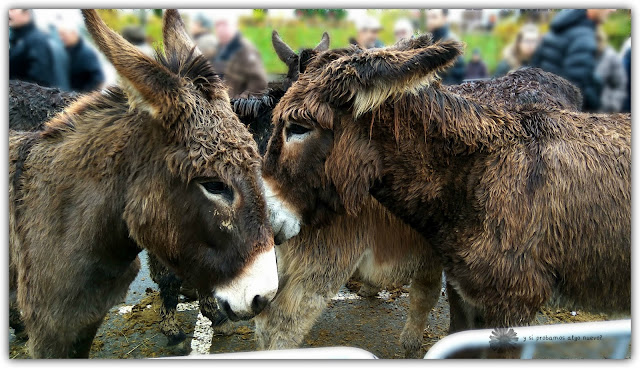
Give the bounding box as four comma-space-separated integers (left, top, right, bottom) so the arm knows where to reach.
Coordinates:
263, 33, 630, 333
9, 9, 280, 358
9, 36, 587, 356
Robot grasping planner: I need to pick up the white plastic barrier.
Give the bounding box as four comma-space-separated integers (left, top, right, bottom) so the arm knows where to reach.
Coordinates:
424, 319, 631, 359
159, 346, 378, 359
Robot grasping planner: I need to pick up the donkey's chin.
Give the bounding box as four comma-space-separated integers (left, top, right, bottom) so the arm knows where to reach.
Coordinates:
262, 180, 302, 244
214, 246, 278, 321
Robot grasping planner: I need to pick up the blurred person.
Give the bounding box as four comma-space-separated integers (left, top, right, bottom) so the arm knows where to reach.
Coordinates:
121, 25, 155, 58
594, 28, 627, 113
486, 13, 497, 32
212, 17, 267, 98
465, 48, 488, 79
190, 13, 213, 41
196, 33, 219, 64
57, 22, 105, 92
426, 9, 465, 84
349, 16, 384, 49
9, 9, 59, 87
493, 23, 540, 77
187, 13, 218, 64
531, 9, 616, 111
394, 18, 414, 43
621, 38, 631, 113
47, 23, 72, 91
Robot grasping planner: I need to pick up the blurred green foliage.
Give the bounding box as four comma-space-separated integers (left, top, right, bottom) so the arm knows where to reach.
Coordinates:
293, 9, 348, 20
602, 10, 631, 51
241, 17, 355, 74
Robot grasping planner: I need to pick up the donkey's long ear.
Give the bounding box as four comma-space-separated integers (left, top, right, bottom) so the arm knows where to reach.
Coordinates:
272, 30, 297, 65
163, 9, 202, 59
298, 32, 331, 74
315, 39, 464, 117
314, 32, 330, 52
82, 10, 180, 116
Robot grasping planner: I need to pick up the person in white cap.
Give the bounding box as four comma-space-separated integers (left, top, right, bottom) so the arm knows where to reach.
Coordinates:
349, 16, 384, 49
394, 18, 414, 42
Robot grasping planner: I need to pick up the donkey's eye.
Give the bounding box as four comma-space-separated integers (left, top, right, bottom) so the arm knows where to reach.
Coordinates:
285, 123, 312, 141
199, 181, 234, 202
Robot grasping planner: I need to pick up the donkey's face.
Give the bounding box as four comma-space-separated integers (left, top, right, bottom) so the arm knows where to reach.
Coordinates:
263, 35, 464, 242
83, 9, 277, 320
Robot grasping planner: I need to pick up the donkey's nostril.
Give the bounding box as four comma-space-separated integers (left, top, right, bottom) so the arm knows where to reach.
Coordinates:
251, 295, 269, 314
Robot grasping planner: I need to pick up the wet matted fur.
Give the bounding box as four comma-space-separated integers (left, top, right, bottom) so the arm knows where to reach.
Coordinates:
9, 9, 274, 358
263, 33, 630, 330
8, 38, 591, 355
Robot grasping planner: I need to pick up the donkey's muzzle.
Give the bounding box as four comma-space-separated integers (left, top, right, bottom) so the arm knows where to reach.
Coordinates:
213, 246, 278, 321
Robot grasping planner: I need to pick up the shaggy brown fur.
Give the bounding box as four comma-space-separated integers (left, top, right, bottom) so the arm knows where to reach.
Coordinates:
8, 36, 590, 355
263, 34, 630, 330
447, 67, 582, 111
9, 80, 79, 131
9, 10, 273, 358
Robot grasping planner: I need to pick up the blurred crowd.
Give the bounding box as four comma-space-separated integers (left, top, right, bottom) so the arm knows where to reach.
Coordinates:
9, 8, 631, 113
351, 8, 630, 113
9, 9, 104, 93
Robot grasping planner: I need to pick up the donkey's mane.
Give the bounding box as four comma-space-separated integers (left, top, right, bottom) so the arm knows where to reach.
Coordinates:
155, 46, 223, 98
231, 89, 285, 118
371, 84, 581, 152
41, 87, 129, 139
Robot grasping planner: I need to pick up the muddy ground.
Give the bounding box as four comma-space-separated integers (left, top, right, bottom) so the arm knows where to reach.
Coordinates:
9, 251, 629, 359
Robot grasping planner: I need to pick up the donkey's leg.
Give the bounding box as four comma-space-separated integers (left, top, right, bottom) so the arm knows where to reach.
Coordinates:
254, 286, 331, 350
442, 280, 489, 358
148, 254, 186, 346
254, 245, 359, 351
29, 255, 140, 358
71, 319, 103, 358
10, 289, 27, 341
400, 267, 442, 359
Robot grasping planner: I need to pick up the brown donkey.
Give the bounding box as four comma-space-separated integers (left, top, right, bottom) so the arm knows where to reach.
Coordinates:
9, 10, 279, 358
262, 34, 630, 330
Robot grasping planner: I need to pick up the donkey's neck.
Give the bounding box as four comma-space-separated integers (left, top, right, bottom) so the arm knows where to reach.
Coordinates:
36, 88, 156, 258
358, 87, 520, 241
42, 88, 158, 178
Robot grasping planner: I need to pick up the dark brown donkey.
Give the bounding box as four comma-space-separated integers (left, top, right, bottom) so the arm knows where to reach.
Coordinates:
262, 34, 630, 331
9, 9, 278, 358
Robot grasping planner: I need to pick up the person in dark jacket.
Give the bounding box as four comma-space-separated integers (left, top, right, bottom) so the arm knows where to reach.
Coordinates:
530, 9, 615, 112
58, 24, 105, 92
621, 38, 631, 113
212, 17, 267, 98
9, 9, 59, 87
47, 24, 71, 91
426, 9, 465, 85
465, 49, 489, 79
